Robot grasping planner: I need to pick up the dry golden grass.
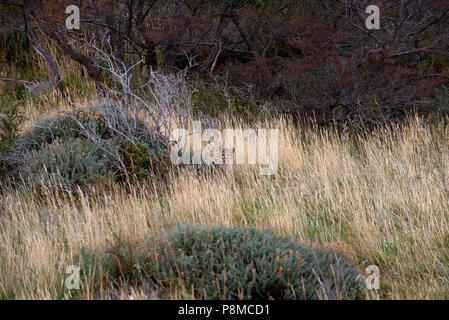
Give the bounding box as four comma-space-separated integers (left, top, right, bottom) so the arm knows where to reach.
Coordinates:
1, 30, 447, 300
0, 114, 448, 299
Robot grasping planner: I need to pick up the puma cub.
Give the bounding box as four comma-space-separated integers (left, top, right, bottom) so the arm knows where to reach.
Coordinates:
196, 147, 235, 177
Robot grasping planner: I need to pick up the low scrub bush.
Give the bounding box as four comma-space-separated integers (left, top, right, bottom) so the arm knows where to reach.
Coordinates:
116, 138, 170, 181
22, 109, 112, 149
30, 139, 114, 191
0, 99, 25, 178
81, 226, 365, 300
22, 106, 156, 148
3, 106, 172, 190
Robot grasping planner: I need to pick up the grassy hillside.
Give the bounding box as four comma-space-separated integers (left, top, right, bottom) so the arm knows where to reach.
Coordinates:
0, 115, 448, 299
0, 16, 448, 299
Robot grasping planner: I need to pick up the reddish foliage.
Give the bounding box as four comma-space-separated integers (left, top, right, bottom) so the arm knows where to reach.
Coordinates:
1, 0, 448, 125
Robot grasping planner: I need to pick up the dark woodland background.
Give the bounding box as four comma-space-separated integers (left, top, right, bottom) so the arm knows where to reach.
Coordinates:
1, 0, 448, 126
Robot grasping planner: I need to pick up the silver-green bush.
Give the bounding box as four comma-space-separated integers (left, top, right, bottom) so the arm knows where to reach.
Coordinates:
82, 226, 365, 300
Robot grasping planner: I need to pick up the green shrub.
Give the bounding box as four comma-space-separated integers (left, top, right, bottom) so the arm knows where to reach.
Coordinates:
23, 109, 112, 149
15, 106, 172, 186
83, 226, 365, 300
30, 139, 114, 191
22, 106, 151, 147
116, 137, 170, 181
0, 100, 26, 178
